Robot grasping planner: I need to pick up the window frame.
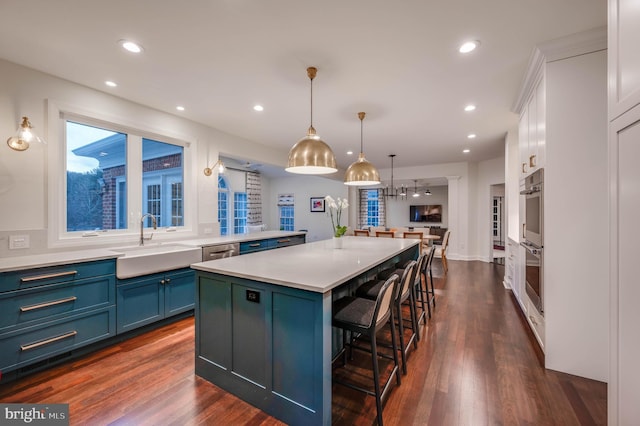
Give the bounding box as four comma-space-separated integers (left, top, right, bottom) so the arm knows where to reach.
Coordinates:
47, 101, 196, 248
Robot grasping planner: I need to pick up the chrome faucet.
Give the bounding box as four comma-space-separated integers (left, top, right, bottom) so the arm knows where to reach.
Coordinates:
140, 213, 157, 246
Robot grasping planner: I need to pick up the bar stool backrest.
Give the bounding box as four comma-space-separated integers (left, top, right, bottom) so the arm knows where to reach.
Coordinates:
374, 274, 399, 326
398, 261, 417, 302
424, 246, 435, 274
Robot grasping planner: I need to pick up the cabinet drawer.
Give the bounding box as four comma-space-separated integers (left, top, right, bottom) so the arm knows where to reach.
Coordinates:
0, 276, 115, 333
240, 240, 271, 254
271, 235, 305, 248
0, 307, 116, 373
0, 259, 116, 293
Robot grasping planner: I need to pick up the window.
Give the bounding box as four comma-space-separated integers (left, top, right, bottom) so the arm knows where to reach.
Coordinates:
218, 176, 229, 235
279, 206, 294, 231
277, 193, 294, 231
65, 121, 185, 233
365, 189, 380, 226
51, 106, 193, 245
141, 138, 184, 228
234, 192, 247, 234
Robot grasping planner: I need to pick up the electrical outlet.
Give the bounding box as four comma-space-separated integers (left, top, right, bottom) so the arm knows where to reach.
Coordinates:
9, 235, 30, 249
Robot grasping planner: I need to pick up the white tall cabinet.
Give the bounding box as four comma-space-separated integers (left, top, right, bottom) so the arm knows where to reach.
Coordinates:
608, 1, 640, 423
510, 27, 608, 382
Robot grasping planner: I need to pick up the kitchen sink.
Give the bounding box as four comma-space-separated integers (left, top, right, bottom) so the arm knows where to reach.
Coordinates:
112, 243, 202, 279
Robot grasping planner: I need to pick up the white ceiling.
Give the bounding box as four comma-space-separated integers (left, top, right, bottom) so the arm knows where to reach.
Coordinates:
0, 0, 605, 174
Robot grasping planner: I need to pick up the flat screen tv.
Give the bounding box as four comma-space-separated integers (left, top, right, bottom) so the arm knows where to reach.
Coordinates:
410, 205, 442, 223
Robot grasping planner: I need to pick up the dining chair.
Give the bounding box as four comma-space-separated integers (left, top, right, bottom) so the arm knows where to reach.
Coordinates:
403, 231, 424, 254
434, 230, 451, 274
354, 229, 370, 237
376, 231, 395, 238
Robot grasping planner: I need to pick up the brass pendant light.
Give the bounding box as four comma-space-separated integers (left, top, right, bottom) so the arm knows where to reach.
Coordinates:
286, 67, 337, 175
344, 112, 380, 186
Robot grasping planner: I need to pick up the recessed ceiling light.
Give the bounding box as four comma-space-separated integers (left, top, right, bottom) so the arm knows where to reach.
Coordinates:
463, 149, 470, 153
176, 106, 185, 111
459, 40, 479, 54
105, 80, 117, 87
467, 133, 477, 139
464, 104, 476, 112
253, 105, 264, 112
346, 150, 354, 155
119, 40, 144, 53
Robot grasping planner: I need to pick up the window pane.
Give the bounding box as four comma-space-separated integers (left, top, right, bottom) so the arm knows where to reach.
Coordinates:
66, 121, 126, 232
234, 192, 247, 234
366, 189, 379, 226
142, 138, 184, 228
279, 205, 294, 231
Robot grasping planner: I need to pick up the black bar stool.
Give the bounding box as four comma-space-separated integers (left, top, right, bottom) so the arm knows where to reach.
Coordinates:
358, 261, 419, 375
333, 274, 401, 426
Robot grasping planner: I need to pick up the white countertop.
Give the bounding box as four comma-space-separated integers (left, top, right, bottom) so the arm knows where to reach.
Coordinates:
0, 231, 306, 273
191, 236, 419, 293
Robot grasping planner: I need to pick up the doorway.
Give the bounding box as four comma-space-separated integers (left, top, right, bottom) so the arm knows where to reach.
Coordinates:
490, 184, 505, 264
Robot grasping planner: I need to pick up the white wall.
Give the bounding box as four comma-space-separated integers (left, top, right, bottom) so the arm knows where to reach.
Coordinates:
267, 175, 348, 242
474, 156, 507, 262
384, 185, 448, 229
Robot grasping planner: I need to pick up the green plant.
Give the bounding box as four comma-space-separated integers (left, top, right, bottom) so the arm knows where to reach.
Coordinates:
325, 195, 348, 237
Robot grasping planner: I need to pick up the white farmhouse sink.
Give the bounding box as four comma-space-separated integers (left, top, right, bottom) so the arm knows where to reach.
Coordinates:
112, 243, 202, 279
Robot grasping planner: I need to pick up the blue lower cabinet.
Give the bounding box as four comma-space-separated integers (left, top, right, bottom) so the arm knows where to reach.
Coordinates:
0, 307, 116, 373
239, 234, 306, 255
117, 268, 195, 334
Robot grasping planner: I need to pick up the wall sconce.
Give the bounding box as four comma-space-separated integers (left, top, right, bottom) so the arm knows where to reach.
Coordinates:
203, 159, 225, 176
7, 116, 46, 151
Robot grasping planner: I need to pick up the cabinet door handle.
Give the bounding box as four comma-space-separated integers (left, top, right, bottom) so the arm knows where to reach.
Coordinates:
20, 296, 77, 312
160, 279, 165, 285
522, 224, 526, 239
20, 330, 77, 352
529, 315, 538, 326
277, 239, 290, 243
522, 163, 527, 174
249, 243, 261, 247
21, 270, 78, 283
165, 278, 171, 284
529, 154, 536, 168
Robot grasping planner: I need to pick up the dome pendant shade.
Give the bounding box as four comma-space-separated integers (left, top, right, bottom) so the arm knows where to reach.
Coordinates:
344, 152, 380, 186
286, 67, 337, 175
344, 111, 380, 186
286, 127, 337, 174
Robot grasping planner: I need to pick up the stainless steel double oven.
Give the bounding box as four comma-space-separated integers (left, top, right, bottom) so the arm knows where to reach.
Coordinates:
520, 169, 543, 315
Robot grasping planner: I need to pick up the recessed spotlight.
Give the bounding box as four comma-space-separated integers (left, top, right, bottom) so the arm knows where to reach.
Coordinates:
463, 149, 470, 153
105, 80, 117, 87
464, 104, 476, 112
253, 105, 264, 112
467, 133, 477, 139
176, 106, 185, 111
119, 40, 144, 53
346, 150, 354, 155
459, 40, 479, 54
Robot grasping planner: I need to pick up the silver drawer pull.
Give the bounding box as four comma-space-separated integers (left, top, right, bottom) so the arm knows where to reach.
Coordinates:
20, 331, 78, 352
20, 296, 77, 312
249, 243, 261, 247
277, 239, 291, 243
21, 270, 78, 283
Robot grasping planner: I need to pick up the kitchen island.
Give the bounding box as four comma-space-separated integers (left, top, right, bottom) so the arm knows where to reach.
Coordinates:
190, 236, 419, 425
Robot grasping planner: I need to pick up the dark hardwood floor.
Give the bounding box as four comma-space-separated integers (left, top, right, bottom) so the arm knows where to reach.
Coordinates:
0, 260, 607, 425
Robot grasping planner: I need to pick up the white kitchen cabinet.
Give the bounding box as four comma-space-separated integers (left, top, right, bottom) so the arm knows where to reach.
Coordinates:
609, 104, 640, 426
518, 73, 545, 178
608, 0, 640, 120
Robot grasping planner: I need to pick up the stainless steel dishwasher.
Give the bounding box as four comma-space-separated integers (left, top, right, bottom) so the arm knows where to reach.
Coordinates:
202, 243, 239, 261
